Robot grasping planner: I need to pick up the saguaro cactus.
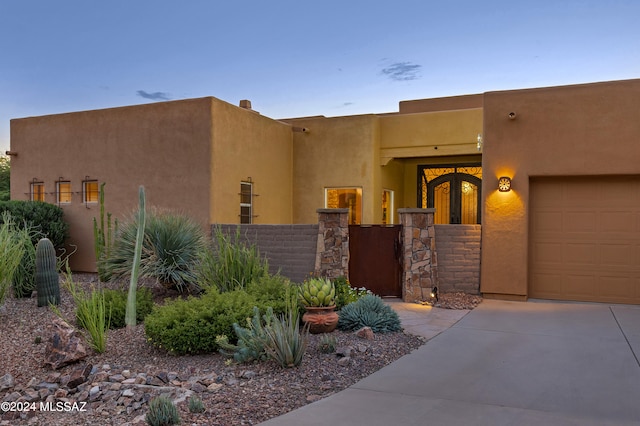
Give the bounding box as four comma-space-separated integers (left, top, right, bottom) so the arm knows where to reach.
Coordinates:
35, 237, 60, 307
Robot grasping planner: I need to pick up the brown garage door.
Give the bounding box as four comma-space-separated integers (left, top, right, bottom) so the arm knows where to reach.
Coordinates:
529, 176, 640, 304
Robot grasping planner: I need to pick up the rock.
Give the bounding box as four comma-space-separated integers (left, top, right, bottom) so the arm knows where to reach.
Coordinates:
355, 326, 375, 340
207, 383, 223, 392
306, 394, 323, 402
43, 318, 88, 369
0, 373, 14, 391
68, 363, 93, 388
337, 356, 351, 366
335, 346, 352, 357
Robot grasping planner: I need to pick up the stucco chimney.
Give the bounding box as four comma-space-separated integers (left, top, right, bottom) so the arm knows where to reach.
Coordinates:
239, 100, 252, 110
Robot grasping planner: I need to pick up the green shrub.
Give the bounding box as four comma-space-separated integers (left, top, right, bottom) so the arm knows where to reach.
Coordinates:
102, 209, 207, 292
337, 294, 402, 333
334, 276, 371, 310
63, 270, 110, 353
0, 201, 68, 249
103, 287, 154, 329
146, 395, 180, 426
144, 289, 260, 355
196, 226, 269, 292
245, 274, 291, 315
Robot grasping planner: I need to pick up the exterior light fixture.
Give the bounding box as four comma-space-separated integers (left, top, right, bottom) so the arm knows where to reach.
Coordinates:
477, 134, 483, 151
430, 286, 439, 302
498, 176, 512, 192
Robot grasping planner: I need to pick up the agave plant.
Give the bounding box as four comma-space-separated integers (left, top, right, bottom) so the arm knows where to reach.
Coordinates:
298, 277, 336, 307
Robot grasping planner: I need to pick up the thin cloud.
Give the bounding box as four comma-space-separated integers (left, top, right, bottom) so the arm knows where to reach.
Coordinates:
136, 90, 171, 101
381, 62, 422, 81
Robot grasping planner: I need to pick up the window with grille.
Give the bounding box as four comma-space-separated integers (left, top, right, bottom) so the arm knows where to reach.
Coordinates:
30, 182, 45, 202
83, 180, 99, 203
57, 181, 72, 204
240, 181, 253, 224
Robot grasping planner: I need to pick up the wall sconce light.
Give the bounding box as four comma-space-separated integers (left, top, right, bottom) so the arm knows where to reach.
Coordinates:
430, 286, 439, 302
498, 176, 512, 192
476, 134, 483, 152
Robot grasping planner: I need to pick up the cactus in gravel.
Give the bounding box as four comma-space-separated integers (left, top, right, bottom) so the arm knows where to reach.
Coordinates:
299, 277, 336, 307
35, 237, 60, 307
125, 185, 146, 330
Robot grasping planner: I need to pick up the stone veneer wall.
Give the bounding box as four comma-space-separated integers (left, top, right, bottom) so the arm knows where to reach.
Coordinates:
398, 208, 438, 302
314, 209, 349, 279
434, 224, 481, 294
214, 224, 318, 283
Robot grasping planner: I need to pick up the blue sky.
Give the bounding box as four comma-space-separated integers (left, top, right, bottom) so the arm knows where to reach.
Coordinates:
1, 1, 638, 152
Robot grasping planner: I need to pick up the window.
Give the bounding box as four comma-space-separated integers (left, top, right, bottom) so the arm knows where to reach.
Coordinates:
240, 181, 253, 224
30, 181, 45, 202
57, 181, 72, 204
325, 187, 362, 225
83, 180, 99, 203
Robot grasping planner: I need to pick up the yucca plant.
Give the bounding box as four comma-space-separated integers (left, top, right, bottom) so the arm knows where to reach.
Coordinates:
103, 207, 207, 292
11, 222, 40, 298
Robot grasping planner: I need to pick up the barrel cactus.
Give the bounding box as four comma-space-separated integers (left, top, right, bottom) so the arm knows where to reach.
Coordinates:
299, 277, 336, 307
35, 237, 60, 307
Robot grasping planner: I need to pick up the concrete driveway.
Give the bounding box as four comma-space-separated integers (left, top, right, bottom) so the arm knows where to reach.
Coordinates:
259, 299, 640, 425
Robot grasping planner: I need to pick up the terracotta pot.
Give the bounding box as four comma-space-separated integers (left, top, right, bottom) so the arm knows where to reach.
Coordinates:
302, 306, 339, 334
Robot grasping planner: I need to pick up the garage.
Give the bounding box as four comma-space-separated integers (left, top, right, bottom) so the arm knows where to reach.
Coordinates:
529, 176, 640, 304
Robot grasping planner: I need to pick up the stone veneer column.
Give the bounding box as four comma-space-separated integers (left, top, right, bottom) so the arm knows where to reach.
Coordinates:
314, 208, 349, 279
398, 208, 438, 302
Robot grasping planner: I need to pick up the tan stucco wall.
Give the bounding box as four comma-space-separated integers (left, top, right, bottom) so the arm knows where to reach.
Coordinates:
481, 79, 640, 299
286, 115, 380, 224
10, 97, 294, 272
398, 94, 483, 114
10, 98, 214, 271
210, 100, 293, 224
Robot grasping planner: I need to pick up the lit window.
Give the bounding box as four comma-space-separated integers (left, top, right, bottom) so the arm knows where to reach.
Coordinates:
83, 180, 99, 203
30, 182, 45, 202
57, 181, 71, 204
325, 187, 362, 225
240, 181, 253, 224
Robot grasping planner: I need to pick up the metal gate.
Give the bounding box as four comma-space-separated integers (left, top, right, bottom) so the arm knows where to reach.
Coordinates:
348, 225, 402, 297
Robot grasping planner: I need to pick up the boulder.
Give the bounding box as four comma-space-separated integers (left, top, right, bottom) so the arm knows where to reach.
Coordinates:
43, 318, 88, 369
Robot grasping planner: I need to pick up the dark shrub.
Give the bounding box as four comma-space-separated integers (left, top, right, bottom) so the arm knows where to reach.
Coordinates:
0, 201, 68, 248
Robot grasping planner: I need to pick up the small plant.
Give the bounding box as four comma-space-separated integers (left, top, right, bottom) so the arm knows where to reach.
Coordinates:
0, 212, 26, 306
263, 309, 309, 368
35, 237, 60, 307
299, 277, 336, 307
34, 336, 42, 344
103, 287, 153, 329
196, 226, 269, 293
93, 182, 118, 282
337, 294, 402, 333
318, 333, 337, 353
63, 267, 110, 353
216, 306, 274, 363
187, 396, 205, 414
333, 276, 371, 310
11, 223, 40, 298
146, 395, 181, 426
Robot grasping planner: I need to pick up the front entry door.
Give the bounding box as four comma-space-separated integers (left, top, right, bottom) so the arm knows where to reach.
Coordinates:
419, 164, 482, 224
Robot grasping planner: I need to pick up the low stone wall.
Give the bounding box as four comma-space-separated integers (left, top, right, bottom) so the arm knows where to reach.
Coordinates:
213, 224, 318, 283
434, 224, 481, 294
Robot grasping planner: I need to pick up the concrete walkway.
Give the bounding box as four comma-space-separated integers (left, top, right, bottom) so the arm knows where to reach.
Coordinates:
259, 299, 640, 425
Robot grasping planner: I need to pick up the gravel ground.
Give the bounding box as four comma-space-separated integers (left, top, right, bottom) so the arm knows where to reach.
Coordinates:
0, 275, 478, 425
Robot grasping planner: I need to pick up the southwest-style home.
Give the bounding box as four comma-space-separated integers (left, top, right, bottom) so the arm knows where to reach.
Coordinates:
8, 78, 640, 304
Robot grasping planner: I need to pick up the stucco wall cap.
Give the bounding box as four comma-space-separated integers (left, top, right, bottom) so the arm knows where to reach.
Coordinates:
397, 208, 436, 214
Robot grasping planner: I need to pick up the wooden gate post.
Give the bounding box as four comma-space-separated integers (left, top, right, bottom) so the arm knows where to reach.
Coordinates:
314, 208, 349, 279
398, 208, 438, 302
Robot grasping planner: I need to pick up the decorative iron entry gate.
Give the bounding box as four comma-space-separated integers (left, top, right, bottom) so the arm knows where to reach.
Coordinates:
348, 225, 402, 297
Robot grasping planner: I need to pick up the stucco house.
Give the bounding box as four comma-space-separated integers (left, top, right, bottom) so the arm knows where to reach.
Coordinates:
8, 78, 640, 304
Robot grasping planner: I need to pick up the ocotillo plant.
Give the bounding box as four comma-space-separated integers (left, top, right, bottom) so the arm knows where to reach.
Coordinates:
35, 237, 60, 307
125, 186, 146, 330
